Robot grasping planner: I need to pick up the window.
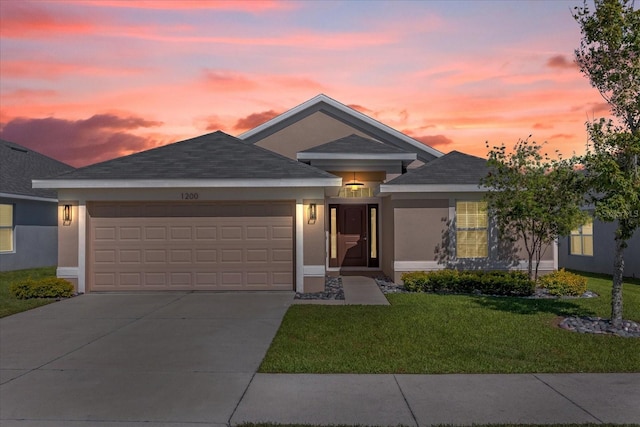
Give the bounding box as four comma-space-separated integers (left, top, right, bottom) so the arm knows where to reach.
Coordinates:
570, 217, 593, 256
0, 204, 14, 252
456, 201, 488, 258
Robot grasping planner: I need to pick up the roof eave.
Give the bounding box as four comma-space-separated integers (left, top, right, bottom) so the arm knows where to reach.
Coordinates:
33, 178, 343, 189
296, 153, 417, 161
378, 184, 487, 194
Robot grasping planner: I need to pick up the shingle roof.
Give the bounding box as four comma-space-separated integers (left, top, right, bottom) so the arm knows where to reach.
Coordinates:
0, 139, 73, 199
299, 134, 412, 155
47, 131, 336, 181
385, 151, 489, 185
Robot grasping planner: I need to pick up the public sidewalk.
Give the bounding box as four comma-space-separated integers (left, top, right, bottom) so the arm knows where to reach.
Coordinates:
231, 372, 640, 426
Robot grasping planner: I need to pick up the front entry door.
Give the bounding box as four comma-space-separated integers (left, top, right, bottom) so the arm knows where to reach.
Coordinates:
338, 204, 367, 267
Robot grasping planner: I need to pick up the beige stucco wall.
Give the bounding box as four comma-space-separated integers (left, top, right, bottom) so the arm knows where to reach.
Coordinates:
57, 202, 78, 268
393, 199, 449, 262
255, 111, 372, 160
380, 197, 396, 281
303, 200, 325, 266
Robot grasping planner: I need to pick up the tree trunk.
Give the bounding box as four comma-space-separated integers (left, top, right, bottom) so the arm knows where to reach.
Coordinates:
611, 236, 625, 328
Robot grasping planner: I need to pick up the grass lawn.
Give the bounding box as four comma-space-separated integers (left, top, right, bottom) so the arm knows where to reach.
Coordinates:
0, 266, 58, 318
260, 273, 640, 374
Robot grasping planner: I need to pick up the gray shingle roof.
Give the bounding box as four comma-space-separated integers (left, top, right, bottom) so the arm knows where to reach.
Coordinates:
0, 139, 74, 199
385, 151, 489, 185
49, 131, 336, 181
299, 134, 412, 154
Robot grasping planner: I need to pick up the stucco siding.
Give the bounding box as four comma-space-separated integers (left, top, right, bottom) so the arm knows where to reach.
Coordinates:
303, 200, 325, 265
0, 225, 57, 271
559, 220, 640, 278
58, 202, 79, 268
394, 199, 449, 261
0, 198, 59, 271
254, 111, 371, 160
380, 197, 395, 281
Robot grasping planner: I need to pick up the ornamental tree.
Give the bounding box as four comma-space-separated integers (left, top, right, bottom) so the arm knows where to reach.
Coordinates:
481, 138, 588, 281
574, 0, 640, 327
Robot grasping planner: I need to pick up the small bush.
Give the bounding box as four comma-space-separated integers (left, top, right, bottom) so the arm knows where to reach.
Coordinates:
400, 270, 534, 296
538, 269, 587, 296
9, 277, 74, 299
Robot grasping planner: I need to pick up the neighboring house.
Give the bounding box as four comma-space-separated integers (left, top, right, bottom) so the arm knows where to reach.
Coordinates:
0, 139, 74, 271
559, 216, 640, 278
33, 94, 555, 293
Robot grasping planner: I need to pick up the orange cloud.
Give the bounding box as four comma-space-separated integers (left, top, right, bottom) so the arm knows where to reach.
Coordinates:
549, 133, 575, 140
234, 110, 281, 131
1, 59, 147, 80
533, 122, 554, 130
412, 134, 454, 149
0, 114, 163, 166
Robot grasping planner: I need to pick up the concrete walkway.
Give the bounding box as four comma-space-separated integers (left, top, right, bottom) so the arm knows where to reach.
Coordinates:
292, 275, 390, 305
231, 372, 640, 425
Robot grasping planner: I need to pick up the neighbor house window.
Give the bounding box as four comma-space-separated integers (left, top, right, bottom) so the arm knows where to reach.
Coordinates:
0, 204, 14, 252
570, 217, 593, 256
456, 201, 488, 258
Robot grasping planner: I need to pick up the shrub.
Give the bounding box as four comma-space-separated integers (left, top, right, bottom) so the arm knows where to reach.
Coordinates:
538, 269, 587, 296
9, 277, 74, 299
400, 270, 534, 296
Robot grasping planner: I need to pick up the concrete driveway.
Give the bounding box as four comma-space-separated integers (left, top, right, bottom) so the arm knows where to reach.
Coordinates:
0, 292, 293, 427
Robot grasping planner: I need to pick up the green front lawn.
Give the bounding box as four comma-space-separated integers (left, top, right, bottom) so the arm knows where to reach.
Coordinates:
0, 267, 58, 318
260, 274, 640, 374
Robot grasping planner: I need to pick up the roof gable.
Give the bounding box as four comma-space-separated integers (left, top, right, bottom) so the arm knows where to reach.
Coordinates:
39, 131, 338, 186
0, 139, 73, 200
239, 94, 442, 163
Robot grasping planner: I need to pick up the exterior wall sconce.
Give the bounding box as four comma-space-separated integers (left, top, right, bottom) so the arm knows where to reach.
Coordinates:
308, 203, 317, 224
63, 204, 72, 226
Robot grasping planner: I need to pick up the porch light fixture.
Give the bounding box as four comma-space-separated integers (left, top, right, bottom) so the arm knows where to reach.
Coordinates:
348, 172, 364, 192
308, 203, 317, 223
63, 204, 72, 225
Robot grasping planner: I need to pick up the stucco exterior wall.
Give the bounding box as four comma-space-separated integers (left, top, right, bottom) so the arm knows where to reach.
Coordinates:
254, 111, 372, 160
303, 199, 326, 292
559, 220, 640, 278
380, 197, 396, 282
57, 202, 79, 269
0, 198, 59, 271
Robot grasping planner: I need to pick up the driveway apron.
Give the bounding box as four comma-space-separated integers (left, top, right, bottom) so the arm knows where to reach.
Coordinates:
0, 292, 293, 426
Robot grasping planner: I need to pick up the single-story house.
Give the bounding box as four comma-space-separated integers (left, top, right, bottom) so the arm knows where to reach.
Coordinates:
1, 139, 74, 271
33, 94, 555, 293
559, 216, 640, 278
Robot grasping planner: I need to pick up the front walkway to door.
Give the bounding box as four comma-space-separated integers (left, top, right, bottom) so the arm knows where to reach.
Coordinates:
293, 276, 389, 306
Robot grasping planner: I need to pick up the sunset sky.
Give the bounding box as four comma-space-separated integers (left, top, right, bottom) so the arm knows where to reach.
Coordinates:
0, 0, 608, 168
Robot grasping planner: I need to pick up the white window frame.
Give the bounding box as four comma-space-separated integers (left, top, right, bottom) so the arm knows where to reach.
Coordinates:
0, 203, 15, 253
570, 217, 594, 257
456, 200, 488, 259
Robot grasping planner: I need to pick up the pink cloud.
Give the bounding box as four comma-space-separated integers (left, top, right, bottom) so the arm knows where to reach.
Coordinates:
412, 134, 454, 149
234, 110, 281, 131
76, 0, 295, 12
202, 70, 260, 92
0, 2, 97, 38
0, 114, 163, 166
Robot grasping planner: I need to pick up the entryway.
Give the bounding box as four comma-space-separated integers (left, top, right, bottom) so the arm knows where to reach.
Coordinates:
328, 204, 379, 268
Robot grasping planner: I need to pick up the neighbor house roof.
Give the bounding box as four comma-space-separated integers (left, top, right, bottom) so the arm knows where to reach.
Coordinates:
239, 94, 442, 162
297, 134, 417, 162
0, 139, 74, 201
34, 131, 341, 189
379, 151, 489, 193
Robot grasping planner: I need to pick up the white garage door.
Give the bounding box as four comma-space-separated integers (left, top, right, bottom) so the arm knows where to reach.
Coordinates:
87, 202, 294, 291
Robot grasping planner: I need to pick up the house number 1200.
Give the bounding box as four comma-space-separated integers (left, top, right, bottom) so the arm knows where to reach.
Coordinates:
181, 192, 199, 200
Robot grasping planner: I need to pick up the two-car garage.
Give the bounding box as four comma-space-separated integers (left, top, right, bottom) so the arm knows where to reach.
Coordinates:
87, 202, 294, 292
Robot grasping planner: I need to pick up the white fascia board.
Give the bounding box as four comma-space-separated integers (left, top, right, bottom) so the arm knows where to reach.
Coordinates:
378, 184, 487, 193
0, 192, 57, 203
297, 152, 416, 161
33, 177, 343, 189
239, 94, 443, 158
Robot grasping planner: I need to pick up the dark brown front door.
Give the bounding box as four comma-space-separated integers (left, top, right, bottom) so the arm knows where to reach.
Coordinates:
338, 204, 367, 267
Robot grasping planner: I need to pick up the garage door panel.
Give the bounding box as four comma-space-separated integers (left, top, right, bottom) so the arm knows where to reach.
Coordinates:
88, 203, 294, 291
